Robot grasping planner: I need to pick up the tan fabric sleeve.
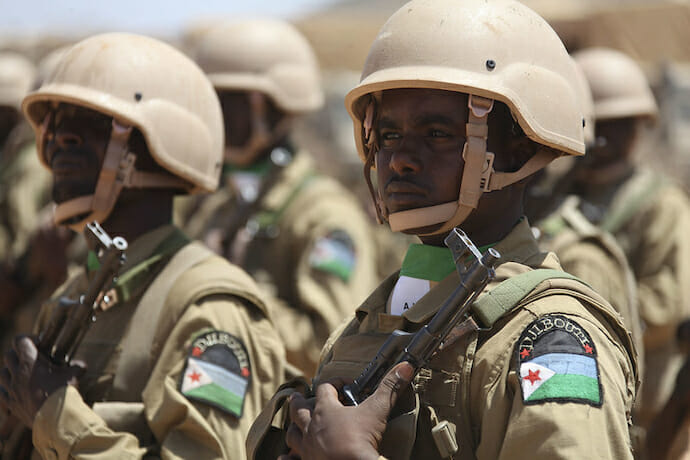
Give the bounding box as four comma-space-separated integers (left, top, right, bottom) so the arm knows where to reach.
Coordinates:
33, 386, 145, 459
32, 295, 284, 460
142, 295, 285, 459
281, 188, 378, 376
472, 295, 636, 460
627, 186, 690, 332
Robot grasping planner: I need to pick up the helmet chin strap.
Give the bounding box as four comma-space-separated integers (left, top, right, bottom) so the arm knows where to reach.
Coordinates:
388, 95, 495, 235
386, 95, 559, 237
224, 91, 292, 166
54, 119, 188, 232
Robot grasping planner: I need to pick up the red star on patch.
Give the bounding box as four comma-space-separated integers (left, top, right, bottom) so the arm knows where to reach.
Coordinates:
241, 367, 250, 378
189, 371, 201, 382
584, 344, 593, 354
520, 348, 531, 358
192, 347, 202, 357
523, 369, 541, 385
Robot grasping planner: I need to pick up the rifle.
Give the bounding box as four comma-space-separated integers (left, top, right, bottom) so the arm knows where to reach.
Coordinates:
37, 221, 128, 363
0, 222, 127, 458
342, 228, 500, 406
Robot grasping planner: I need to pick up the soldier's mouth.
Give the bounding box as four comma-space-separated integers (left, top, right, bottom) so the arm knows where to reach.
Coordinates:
384, 180, 429, 210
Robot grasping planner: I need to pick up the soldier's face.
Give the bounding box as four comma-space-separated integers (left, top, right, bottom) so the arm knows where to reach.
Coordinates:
42, 103, 111, 204
587, 117, 638, 168
217, 91, 252, 148
375, 88, 468, 215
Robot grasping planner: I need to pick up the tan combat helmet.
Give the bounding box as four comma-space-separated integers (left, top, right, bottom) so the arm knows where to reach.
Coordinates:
573, 47, 658, 122
22, 33, 224, 232
0, 52, 36, 112
572, 59, 596, 147
346, 0, 586, 236
194, 19, 324, 165
34, 46, 71, 89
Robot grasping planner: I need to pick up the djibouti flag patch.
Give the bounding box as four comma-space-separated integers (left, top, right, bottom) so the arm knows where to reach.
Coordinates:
180, 330, 251, 417
516, 315, 602, 407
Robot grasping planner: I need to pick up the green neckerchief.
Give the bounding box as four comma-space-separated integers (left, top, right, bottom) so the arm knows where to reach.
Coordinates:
222, 157, 273, 178
400, 242, 496, 282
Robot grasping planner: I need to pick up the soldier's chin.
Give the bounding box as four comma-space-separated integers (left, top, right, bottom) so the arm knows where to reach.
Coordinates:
52, 183, 96, 205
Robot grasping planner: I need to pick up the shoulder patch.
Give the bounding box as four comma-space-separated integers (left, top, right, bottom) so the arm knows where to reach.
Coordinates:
516, 314, 602, 407
180, 330, 251, 417
309, 230, 356, 282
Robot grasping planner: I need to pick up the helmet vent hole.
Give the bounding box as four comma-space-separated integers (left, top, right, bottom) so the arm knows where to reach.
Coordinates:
582, 118, 586, 128
486, 60, 496, 71
134, 92, 143, 102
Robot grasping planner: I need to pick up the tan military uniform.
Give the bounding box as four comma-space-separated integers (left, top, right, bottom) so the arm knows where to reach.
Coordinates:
24, 225, 284, 459
536, 195, 644, 369
0, 122, 51, 261
581, 168, 690, 428
313, 220, 637, 459
180, 150, 377, 377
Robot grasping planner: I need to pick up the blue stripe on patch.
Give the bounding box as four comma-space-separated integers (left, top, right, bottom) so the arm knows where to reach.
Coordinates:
529, 353, 597, 379
192, 357, 248, 396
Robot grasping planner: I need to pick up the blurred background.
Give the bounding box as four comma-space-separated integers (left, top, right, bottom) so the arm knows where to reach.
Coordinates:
3, 0, 690, 193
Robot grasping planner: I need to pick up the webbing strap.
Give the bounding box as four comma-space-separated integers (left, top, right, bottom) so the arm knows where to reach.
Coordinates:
600, 171, 664, 234
112, 228, 190, 304
471, 269, 586, 327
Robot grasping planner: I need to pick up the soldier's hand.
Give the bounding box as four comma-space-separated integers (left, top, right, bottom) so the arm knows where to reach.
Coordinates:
282, 361, 414, 460
0, 335, 84, 428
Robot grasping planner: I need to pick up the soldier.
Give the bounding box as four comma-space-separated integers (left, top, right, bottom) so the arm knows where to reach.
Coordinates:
527, 61, 644, 374
248, 0, 638, 458
182, 19, 378, 377
0, 33, 284, 459
572, 47, 690, 431
0, 52, 48, 263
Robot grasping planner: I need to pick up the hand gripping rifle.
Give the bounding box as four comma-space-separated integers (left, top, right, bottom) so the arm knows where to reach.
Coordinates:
0, 222, 127, 459
342, 228, 500, 406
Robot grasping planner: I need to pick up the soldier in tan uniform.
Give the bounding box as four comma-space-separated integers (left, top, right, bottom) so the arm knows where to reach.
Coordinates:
528, 64, 644, 372
181, 19, 378, 377
0, 48, 74, 352
248, 1, 639, 459
572, 48, 690, 433
0, 52, 50, 263
0, 33, 284, 459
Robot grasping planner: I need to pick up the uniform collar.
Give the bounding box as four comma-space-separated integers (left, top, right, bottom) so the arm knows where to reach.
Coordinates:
117, 224, 180, 272
355, 218, 552, 330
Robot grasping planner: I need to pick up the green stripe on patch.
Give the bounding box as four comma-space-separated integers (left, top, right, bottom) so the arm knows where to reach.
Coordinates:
313, 259, 354, 281
527, 373, 600, 404
184, 382, 244, 417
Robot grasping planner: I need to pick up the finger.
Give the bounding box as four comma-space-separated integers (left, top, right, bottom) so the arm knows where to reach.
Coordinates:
285, 422, 304, 455
322, 376, 349, 392
288, 393, 313, 433
14, 335, 38, 358
314, 382, 342, 408
361, 361, 414, 415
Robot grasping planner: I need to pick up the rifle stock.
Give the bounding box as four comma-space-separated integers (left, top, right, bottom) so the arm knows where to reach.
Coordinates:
342, 228, 500, 406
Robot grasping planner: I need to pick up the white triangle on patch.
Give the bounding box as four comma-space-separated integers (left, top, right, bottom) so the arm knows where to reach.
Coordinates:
520, 361, 556, 400
389, 276, 431, 316
181, 357, 213, 393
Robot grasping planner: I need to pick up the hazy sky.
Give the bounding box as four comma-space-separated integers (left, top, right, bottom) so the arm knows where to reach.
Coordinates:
1, 0, 339, 37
